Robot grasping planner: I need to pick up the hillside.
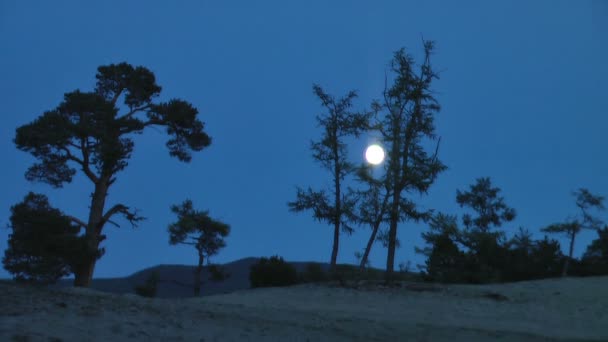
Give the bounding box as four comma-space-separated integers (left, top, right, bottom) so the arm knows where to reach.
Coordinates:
1, 275, 607, 341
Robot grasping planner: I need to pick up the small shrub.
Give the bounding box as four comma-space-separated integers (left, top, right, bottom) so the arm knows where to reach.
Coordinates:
208, 264, 230, 281
249, 256, 298, 288
134, 271, 159, 298
299, 262, 327, 283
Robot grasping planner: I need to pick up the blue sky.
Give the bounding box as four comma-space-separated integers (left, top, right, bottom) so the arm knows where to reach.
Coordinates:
1, 0, 606, 278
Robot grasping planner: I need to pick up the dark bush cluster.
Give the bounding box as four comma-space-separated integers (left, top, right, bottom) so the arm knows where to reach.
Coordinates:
134, 271, 160, 298
422, 230, 608, 284
299, 262, 328, 283
249, 256, 298, 288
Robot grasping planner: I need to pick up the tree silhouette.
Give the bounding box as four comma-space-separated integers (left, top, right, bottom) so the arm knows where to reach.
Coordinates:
456, 177, 516, 234
418, 178, 516, 283
369, 41, 446, 281
542, 188, 605, 276
417, 213, 465, 282
168, 199, 230, 296
13, 63, 211, 287
454, 177, 515, 281
288, 85, 369, 270
2, 192, 98, 284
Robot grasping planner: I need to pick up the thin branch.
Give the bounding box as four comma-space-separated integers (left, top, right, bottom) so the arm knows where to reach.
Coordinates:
382, 71, 391, 114
142, 118, 164, 128
80, 137, 99, 183
67, 216, 87, 229
178, 242, 198, 246
119, 104, 152, 120
432, 137, 442, 163
105, 219, 120, 228
59, 146, 84, 166
98, 203, 144, 232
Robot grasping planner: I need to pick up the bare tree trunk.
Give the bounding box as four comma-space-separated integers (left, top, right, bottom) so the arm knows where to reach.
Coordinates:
385, 196, 400, 282
73, 180, 109, 287
360, 192, 389, 271
194, 251, 204, 296
563, 230, 577, 277
330, 224, 340, 270
360, 221, 381, 270
385, 118, 402, 283
330, 142, 341, 272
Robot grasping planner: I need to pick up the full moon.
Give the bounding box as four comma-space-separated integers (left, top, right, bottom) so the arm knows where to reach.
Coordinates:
365, 144, 385, 165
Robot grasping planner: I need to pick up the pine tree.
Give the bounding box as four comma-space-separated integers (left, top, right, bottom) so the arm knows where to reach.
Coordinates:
168, 199, 230, 296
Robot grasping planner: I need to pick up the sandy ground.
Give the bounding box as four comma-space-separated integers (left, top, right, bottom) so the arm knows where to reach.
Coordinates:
1, 276, 607, 341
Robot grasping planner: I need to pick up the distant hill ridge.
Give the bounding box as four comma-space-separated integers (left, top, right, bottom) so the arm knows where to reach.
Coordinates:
47, 257, 335, 298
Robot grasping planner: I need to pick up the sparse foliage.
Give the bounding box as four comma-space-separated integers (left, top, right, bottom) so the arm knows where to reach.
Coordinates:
14, 62, 211, 287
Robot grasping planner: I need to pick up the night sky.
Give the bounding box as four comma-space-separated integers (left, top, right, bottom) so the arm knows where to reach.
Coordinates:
1, 1, 606, 279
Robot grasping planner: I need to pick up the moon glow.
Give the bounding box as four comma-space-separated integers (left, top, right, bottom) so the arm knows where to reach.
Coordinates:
365, 144, 385, 165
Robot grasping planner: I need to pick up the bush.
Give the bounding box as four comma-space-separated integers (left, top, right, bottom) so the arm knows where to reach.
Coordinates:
208, 264, 230, 281
2, 192, 100, 285
134, 271, 160, 298
577, 227, 608, 276
424, 233, 468, 283
249, 256, 298, 288
299, 262, 327, 283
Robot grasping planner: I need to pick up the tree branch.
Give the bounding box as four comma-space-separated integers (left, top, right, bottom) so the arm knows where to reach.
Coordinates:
119, 104, 151, 120
142, 118, 164, 128
98, 204, 145, 232
179, 241, 198, 246
79, 137, 99, 183
67, 215, 87, 229
59, 145, 99, 183
59, 146, 84, 166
